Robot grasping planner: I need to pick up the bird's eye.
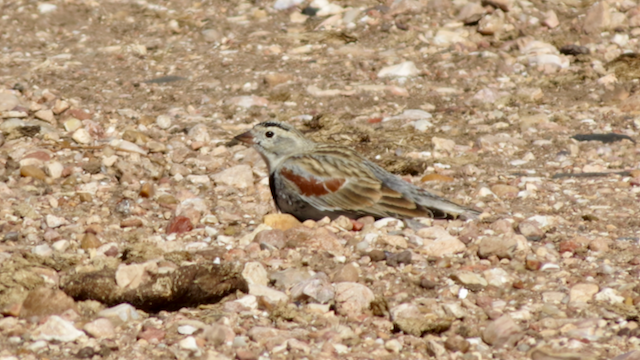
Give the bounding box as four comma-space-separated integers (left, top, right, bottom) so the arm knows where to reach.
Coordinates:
265, 131, 274, 138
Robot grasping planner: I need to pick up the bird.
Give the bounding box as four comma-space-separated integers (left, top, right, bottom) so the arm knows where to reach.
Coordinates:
234, 121, 480, 222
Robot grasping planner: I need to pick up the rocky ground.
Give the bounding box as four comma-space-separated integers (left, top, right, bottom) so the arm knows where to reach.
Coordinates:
2, 0, 640, 359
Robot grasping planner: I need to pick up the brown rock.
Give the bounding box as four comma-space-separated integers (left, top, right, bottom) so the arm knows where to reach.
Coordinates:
482, 315, 522, 347
138, 326, 165, 342
254, 229, 286, 249
81, 233, 102, 249
589, 238, 610, 252
444, 334, 470, 353
491, 184, 518, 198
263, 214, 301, 231
421, 174, 454, 182
478, 236, 517, 259
166, 216, 193, 235
121, 218, 144, 228
583, 1, 610, 34
139, 183, 155, 198
68, 108, 92, 120
20, 288, 77, 319
332, 263, 360, 283
20, 165, 47, 181
518, 220, 544, 241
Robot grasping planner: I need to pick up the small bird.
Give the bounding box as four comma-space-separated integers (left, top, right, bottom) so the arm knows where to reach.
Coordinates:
234, 121, 480, 222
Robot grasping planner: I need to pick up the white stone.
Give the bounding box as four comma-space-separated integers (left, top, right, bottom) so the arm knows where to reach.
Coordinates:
274, 0, 304, 10
83, 318, 115, 339
377, 61, 419, 78
187, 175, 211, 184
38, 3, 57, 14
52, 240, 70, 252
178, 325, 198, 335
110, 139, 148, 155
32, 244, 53, 257
45, 161, 64, 179
156, 115, 172, 129
179, 336, 199, 350
595, 288, 624, 304
46, 214, 68, 228
249, 284, 288, 306
242, 262, 269, 286
72, 128, 92, 144
33, 316, 84, 342
97, 303, 140, 325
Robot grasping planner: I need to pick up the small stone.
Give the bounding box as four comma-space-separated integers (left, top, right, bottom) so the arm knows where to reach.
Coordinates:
291, 272, 334, 303
32, 244, 53, 257
249, 284, 288, 307
385, 339, 403, 353
97, 303, 140, 325
115, 263, 147, 289
377, 61, 419, 78
254, 229, 286, 250
332, 263, 360, 283
0, 93, 19, 111
202, 29, 223, 43
270, 268, 313, 289
569, 283, 599, 304
52, 99, 70, 114
481, 0, 512, 12
491, 184, 519, 198
179, 336, 199, 351
334, 282, 375, 316
139, 183, 154, 198
242, 262, 269, 286
212, 164, 254, 188
483, 268, 513, 287
450, 271, 487, 291
368, 249, 386, 262
83, 318, 115, 339
34, 109, 55, 124
166, 216, 193, 235
478, 236, 517, 259
227, 95, 269, 108
386, 250, 412, 267
20, 288, 76, 319
33, 315, 84, 342
541, 10, 559, 28
38, 3, 57, 14
518, 220, 544, 241
390, 303, 452, 337
421, 174, 454, 182
445, 334, 470, 353
264, 214, 301, 231
264, 73, 293, 87
46, 214, 68, 228
482, 315, 521, 347
203, 324, 235, 346
178, 325, 198, 335
595, 288, 624, 304
589, 238, 610, 252
45, 161, 64, 179
138, 326, 165, 342
72, 128, 92, 144
21, 165, 47, 181
583, 1, 610, 34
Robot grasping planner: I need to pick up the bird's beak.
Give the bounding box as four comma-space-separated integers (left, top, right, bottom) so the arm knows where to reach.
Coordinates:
234, 131, 255, 145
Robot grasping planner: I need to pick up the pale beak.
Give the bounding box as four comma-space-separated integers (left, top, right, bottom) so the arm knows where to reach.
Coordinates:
234, 131, 255, 145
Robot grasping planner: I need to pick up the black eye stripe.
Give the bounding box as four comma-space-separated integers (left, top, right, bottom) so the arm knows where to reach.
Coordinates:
260, 122, 290, 131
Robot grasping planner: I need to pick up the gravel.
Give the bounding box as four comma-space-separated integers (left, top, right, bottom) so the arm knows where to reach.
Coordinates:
2, 0, 640, 359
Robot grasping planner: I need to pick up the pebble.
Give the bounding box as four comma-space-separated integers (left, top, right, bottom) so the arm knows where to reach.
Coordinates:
156, 115, 172, 129
32, 244, 53, 257
242, 262, 269, 286
451, 271, 487, 291
34, 109, 55, 124
248, 284, 288, 307
478, 236, 517, 259
377, 61, 419, 78
33, 316, 84, 342
83, 318, 115, 339
45, 161, 64, 179
291, 272, 334, 303
569, 283, 599, 304
97, 303, 140, 325
332, 262, 360, 283
20, 288, 76, 319
264, 213, 301, 231
20, 165, 47, 181
385, 339, 403, 353
179, 336, 199, 351
178, 325, 198, 335
334, 282, 375, 316
72, 128, 92, 144
0, 93, 19, 111
482, 315, 521, 347
46, 214, 68, 228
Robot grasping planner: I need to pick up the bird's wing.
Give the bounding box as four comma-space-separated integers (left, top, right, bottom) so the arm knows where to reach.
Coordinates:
277, 148, 439, 219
